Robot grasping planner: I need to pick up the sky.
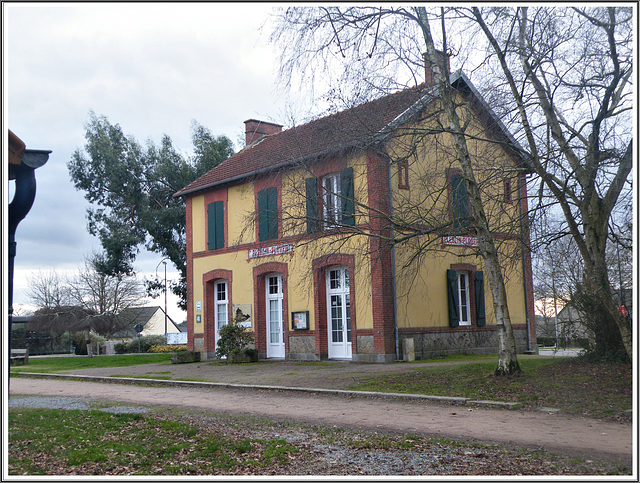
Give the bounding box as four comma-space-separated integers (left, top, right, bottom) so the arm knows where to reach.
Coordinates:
4, 3, 303, 323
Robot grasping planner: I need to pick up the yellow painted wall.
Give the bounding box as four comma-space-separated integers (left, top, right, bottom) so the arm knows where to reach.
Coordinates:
191, 195, 206, 253
387, 96, 528, 330
228, 183, 255, 246
393, 241, 527, 329
190, 152, 374, 334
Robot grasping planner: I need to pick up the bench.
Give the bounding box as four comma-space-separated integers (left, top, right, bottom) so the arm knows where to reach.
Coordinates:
10, 348, 29, 365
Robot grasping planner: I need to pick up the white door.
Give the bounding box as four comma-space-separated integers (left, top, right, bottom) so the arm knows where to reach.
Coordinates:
214, 280, 229, 351
266, 274, 285, 358
327, 267, 352, 359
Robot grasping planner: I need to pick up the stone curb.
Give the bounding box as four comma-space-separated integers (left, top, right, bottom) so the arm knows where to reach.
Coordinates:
12, 372, 522, 409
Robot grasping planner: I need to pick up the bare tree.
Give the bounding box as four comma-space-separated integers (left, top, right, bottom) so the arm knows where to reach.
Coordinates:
271, 7, 527, 374
470, 6, 633, 359
25, 253, 147, 356
25, 270, 72, 309
66, 253, 147, 337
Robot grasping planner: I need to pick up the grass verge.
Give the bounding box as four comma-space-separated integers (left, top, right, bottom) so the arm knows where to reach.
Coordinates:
8, 406, 630, 476
347, 357, 632, 420
8, 408, 298, 476
9, 353, 172, 373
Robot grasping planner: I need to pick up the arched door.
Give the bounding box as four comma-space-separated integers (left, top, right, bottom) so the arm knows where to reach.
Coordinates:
266, 274, 285, 358
213, 280, 229, 352
326, 267, 352, 359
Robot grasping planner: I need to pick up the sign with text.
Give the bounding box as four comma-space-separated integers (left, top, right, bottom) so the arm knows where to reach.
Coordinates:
442, 236, 478, 247
248, 243, 293, 259
292, 311, 309, 330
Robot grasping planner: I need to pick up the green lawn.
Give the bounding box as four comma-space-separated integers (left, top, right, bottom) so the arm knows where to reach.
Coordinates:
9, 353, 172, 373
8, 408, 298, 475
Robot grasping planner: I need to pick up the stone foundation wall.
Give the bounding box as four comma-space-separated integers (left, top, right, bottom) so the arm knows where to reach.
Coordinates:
399, 327, 533, 360
287, 335, 319, 361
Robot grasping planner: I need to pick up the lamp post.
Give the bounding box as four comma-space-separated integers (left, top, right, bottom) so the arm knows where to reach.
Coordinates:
8, 131, 50, 368
156, 257, 170, 338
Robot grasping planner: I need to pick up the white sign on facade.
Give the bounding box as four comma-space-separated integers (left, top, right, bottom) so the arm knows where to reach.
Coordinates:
248, 243, 293, 259
196, 301, 201, 311
442, 236, 478, 247
233, 304, 253, 328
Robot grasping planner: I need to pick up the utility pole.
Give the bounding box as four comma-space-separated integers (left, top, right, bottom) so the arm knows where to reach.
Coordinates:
156, 257, 170, 339
164, 260, 168, 337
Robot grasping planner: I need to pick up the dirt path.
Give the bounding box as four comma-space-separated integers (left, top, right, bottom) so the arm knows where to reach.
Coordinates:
9, 376, 632, 466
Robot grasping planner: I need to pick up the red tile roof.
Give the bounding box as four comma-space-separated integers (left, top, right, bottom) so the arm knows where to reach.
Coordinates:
174, 82, 434, 197
174, 72, 526, 198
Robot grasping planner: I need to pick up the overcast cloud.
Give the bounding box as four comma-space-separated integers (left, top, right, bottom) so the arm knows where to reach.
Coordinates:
4, 3, 300, 322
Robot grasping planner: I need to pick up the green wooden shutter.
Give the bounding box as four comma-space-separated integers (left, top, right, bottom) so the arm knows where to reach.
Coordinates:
267, 187, 278, 239
306, 177, 319, 233
447, 269, 459, 327
207, 201, 224, 250
258, 187, 278, 241
340, 167, 355, 226
452, 174, 470, 229
474, 271, 486, 327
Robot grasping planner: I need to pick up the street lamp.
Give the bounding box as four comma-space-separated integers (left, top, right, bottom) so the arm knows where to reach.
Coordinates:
156, 257, 170, 338
8, 130, 50, 368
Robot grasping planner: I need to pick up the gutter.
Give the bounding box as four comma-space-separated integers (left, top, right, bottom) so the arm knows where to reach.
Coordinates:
518, 173, 532, 352
385, 153, 401, 362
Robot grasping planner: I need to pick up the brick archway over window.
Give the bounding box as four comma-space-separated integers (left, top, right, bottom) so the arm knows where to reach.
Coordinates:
203, 269, 233, 354
312, 253, 357, 358
253, 262, 289, 357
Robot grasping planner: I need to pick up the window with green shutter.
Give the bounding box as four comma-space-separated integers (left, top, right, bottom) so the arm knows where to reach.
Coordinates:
448, 269, 486, 328
340, 167, 355, 226
305, 177, 319, 233
309, 168, 355, 230
258, 187, 278, 241
474, 271, 486, 327
447, 269, 460, 327
207, 201, 224, 250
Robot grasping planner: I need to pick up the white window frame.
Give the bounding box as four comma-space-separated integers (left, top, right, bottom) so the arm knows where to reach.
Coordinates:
215, 280, 229, 333
457, 272, 471, 326
322, 173, 342, 227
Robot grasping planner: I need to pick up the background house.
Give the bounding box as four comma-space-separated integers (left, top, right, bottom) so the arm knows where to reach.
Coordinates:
554, 289, 632, 348
112, 306, 182, 338
105, 306, 185, 354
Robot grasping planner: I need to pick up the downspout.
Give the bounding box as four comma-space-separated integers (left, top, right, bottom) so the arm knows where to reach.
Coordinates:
386, 155, 400, 361
517, 173, 532, 352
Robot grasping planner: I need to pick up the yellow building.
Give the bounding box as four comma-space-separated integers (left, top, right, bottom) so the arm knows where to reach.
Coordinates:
174, 70, 536, 362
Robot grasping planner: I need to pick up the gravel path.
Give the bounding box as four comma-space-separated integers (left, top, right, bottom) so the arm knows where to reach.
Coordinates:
9, 376, 632, 467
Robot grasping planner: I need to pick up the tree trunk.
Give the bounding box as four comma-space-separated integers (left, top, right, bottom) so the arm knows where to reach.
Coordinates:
581, 225, 632, 359
418, 7, 521, 375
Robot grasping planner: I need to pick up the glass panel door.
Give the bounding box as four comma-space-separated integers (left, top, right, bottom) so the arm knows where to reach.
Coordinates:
266, 274, 285, 358
214, 281, 228, 351
326, 267, 352, 359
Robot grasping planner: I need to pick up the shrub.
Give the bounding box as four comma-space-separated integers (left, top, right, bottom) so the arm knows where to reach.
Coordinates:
114, 335, 168, 353
114, 342, 127, 354
149, 344, 189, 353
215, 321, 255, 360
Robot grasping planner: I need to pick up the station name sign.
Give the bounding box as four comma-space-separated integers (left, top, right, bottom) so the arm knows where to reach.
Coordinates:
442, 236, 478, 247
248, 243, 293, 259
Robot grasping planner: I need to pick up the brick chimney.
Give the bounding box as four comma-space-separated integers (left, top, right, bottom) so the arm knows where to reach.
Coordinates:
244, 119, 283, 146
423, 50, 450, 86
